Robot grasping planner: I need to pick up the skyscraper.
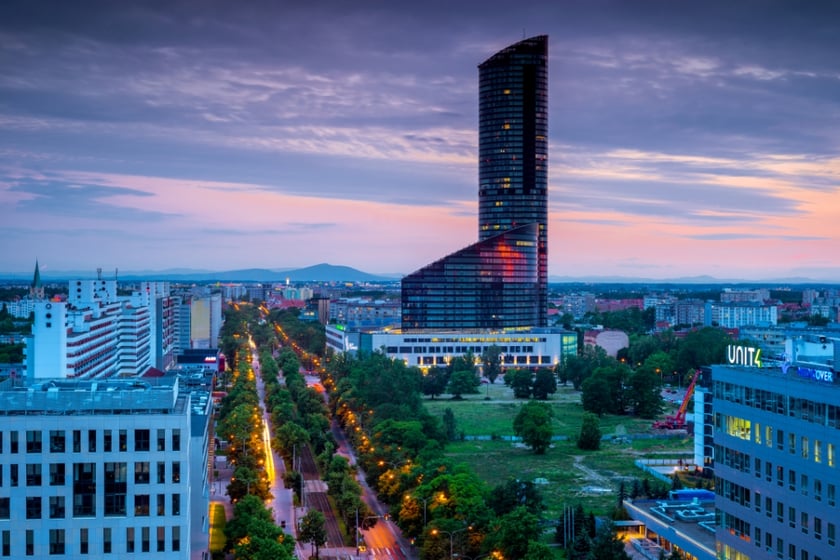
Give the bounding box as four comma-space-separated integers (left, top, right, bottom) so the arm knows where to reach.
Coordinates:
401, 35, 548, 331
478, 35, 548, 326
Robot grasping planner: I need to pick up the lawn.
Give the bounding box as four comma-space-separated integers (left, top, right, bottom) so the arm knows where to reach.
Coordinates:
426, 382, 693, 518
423, 383, 651, 439
209, 502, 227, 554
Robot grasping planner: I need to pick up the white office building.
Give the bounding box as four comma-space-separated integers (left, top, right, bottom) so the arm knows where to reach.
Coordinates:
0, 377, 212, 559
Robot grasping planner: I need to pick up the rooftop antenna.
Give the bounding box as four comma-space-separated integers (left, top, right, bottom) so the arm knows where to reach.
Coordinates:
97, 267, 102, 280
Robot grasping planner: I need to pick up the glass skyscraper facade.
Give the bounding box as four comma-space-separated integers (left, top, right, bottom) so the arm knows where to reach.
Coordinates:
401, 36, 549, 331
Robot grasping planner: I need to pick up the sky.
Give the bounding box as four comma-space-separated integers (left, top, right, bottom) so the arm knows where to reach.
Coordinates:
2, 0, 840, 281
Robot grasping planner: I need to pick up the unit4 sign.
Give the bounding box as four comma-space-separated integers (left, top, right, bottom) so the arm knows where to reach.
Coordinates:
727, 345, 762, 367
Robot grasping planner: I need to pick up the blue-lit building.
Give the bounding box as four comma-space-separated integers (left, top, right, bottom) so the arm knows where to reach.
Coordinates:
402, 35, 549, 331
713, 347, 840, 560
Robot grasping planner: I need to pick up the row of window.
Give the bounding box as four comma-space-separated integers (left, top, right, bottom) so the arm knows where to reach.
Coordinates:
722, 513, 835, 560
714, 380, 840, 428
717, 414, 836, 467
0, 526, 182, 556
3, 492, 181, 519
0, 461, 180, 488
0, 429, 181, 454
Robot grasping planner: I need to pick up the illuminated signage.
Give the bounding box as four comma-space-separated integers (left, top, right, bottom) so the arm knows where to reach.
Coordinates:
794, 366, 834, 384
727, 345, 762, 367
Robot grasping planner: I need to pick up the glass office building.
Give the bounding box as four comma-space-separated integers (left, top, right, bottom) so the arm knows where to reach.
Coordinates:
402, 223, 540, 331
402, 35, 549, 331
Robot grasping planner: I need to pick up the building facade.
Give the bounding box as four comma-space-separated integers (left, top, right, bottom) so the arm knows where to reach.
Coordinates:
0, 377, 211, 559
401, 35, 549, 330
713, 362, 840, 560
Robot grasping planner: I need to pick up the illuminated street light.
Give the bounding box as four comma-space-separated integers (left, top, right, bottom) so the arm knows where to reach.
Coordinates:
432, 525, 472, 560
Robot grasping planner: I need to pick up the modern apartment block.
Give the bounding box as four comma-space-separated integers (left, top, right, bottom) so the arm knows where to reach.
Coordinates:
24, 278, 178, 379
0, 377, 212, 559
713, 358, 840, 560
401, 35, 549, 331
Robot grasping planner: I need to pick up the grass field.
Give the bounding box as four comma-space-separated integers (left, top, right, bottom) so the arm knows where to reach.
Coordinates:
209, 502, 227, 554
425, 382, 693, 518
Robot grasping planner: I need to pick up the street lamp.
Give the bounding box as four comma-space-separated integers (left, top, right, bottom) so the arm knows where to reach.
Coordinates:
405, 493, 430, 529
432, 526, 472, 560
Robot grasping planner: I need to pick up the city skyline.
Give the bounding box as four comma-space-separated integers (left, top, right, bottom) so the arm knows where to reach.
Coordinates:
2, 1, 840, 281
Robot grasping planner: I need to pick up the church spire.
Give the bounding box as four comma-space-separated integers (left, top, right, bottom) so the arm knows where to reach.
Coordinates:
30, 260, 44, 300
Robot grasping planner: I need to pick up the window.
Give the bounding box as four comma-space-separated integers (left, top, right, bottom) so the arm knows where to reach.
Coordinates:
755, 527, 762, 548
816, 479, 823, 501
766, 425, 772, 447
171, 461, 180, 484
9, 432, 17, 454
789, 506, 796, 528
80, 528, 88, 555
157, 462, 165, 484
1, 530, 8, 557
765, 496, 772, 517
171, 526, 180, 552
104, 462, 127, 516
134, 430, 150, 452
49, 496, 65, 519
789, 432, 796, 454
26, 497, 41, 519
134, 494, 150, 516
119, 430, 127, 452
0, 432, 3, 453
816, 517, 823, 540
157, 494, 165, 516
88, 430, 96, 453
25, 529, 33, 556
802, 436, 809, 459
816, 440, 823, 463
777, 465, 784, 487
104, 527, 112, 554
141, 527, 150, 552
25, 430, 41, 453
104, 430, 112, 453
49, 463, 65, 486
134, 462, 150, 484
789, 544, 796, 560
0, 498, 9, 519
126, 527, 134, 553
777, 429, 784, 450
157, 429, 165, 452
172, 429, 181, 451
49, 529, 65, 554
802, 473, 809, 496
26, 463, 42, 486
49, 430, 65, 453
777, 500, 784, 523
755, 457, 762, 478
73, 430, 81, 453
10, 465, 17, 487
802, 511, 809, 534
830, 483, 836, 507
73, 462, 96, 517
829, 523, 836, 546
789, 469, 796, 491
172, 493, 181, 516
157, 526, 165, 552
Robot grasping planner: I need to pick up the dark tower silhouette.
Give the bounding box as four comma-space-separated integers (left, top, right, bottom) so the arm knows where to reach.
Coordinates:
478, 35, 548, 326
401, 36, 549, 331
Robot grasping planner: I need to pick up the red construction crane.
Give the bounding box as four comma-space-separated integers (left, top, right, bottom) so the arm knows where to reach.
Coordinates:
653, 369, 701, 430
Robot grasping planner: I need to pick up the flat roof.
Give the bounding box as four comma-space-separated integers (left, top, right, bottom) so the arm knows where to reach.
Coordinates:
624, 498, 716, 560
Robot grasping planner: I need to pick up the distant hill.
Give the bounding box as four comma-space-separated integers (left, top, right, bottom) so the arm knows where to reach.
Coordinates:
1, 263, 394, 284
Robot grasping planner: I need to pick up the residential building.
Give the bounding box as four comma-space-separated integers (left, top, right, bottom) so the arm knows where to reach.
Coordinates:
707, 301, 778, 329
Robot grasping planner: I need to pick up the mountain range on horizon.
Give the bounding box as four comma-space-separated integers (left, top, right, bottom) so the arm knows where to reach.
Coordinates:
0, 263, 838, 286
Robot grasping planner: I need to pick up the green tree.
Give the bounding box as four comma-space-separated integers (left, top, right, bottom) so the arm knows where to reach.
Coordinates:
513, 401, 554, 454
488, 478, 545, 517
524, 540, 555, 560
510, 368, 533, 399
628, 368, 663, 419
675, 327, 731, 372
298, 509, 327, 559
447, 369, 479, 399
577, 412, 601, 450
442, 408, 457, 441
580, 374, 612, 416
422, 368, 449, 399
587, 521, 631, 560
487, 506, 540, 560
481, 345, 503, 383
532, 368, 557, 400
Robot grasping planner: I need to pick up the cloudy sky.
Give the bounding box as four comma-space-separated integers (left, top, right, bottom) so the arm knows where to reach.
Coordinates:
2, 0, 840, 280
